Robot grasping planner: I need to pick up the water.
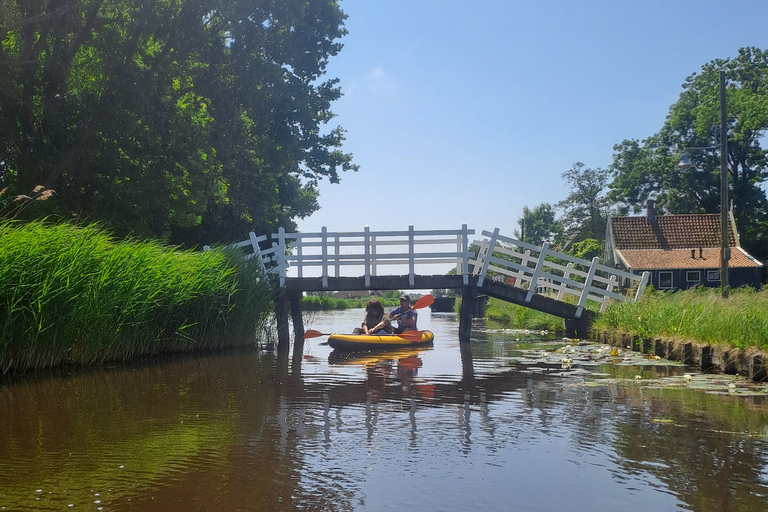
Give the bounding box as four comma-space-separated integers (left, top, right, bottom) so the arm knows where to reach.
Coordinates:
1, 309, 768, 511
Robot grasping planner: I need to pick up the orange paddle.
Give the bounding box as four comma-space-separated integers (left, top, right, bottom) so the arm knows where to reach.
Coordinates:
303, 329, 424, 341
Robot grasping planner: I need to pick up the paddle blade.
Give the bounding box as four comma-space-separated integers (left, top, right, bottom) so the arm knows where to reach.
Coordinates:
303, 329, 326, 339
400, 330, 424, 342
411, 294, 435, 310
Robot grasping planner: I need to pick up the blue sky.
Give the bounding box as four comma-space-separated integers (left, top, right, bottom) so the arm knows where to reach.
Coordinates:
296, 0, 768, 238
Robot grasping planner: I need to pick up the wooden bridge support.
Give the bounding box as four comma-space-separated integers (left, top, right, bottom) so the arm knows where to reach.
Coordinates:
275, 292, 290, 354
458, 285, 473, 344
289, 291, 304, 363
276, 290, 304, 357
564, 316, 591, 339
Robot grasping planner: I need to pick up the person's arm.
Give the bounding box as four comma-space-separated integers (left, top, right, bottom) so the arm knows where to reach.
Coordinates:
368, 314, 391, 335
400, 311, 417, 327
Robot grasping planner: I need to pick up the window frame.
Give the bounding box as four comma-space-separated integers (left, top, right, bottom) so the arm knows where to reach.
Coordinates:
686, 271, 701, 283
658, 271, 673, 289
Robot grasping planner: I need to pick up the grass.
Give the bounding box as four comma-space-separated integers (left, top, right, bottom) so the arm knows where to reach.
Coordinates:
0, 220, 272, 373
483, 297, 565, 332
592, 286, 768, 350
301, 295, 400, 311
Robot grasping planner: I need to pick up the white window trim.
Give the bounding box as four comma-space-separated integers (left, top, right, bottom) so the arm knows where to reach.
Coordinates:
707, 270, 721, 281
686, 271, 701, 282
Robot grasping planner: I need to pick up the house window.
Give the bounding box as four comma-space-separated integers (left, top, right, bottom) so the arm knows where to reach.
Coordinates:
707, 270, 720, 281
686, 271, 701, 283
659, 271, 673, 289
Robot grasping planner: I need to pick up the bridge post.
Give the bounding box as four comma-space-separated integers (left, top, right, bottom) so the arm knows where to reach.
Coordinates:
288, 289, 304, 347
459, 285, 473, 343
275, 291, 290, 354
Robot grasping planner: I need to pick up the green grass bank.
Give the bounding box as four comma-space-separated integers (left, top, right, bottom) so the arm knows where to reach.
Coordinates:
482, 297, 577, 333
301, 295, 400, 311
0, 221, 272, 374
591, 286, 768, 351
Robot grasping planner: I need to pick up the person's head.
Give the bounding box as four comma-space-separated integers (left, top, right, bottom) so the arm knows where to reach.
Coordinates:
365, 299, 384, 315
399, 294, 410, 308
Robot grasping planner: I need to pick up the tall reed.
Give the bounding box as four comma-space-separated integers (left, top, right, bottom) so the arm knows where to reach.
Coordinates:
0, 220, 272, 373
593, 286, 768, 350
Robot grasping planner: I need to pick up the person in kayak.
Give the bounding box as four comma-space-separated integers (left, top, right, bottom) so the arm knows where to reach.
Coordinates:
389, 294, 418, 334
353, 299, 393, 335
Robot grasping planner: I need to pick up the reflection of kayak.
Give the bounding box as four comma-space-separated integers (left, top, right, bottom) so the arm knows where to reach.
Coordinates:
328, 347, 428, 366
327, 330, 434, 351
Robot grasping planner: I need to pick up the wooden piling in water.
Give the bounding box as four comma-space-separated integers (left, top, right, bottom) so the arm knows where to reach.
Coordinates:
458, 285, 473, 344
275, 292, 290, 354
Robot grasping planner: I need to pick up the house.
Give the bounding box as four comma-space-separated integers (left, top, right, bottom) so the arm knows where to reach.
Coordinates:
604, 200, 763, 291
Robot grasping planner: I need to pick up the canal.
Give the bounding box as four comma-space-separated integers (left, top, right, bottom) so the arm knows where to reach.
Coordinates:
1, 309, 768, 511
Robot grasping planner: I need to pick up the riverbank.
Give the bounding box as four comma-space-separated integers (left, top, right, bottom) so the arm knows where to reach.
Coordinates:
483, 297, 574, 333
590, 286, 768, 381
0, 221, 271, 374
301, 295, 400, 311
591, 286, 768, 351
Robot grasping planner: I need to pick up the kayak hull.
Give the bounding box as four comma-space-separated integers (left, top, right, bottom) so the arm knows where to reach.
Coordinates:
327, 330, 434, 351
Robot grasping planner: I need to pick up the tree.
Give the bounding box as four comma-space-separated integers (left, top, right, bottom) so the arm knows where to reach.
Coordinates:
556, 162, 610, 243
514, 203, 562, 246
0, 0, 357, 245
608, 47, 768, 257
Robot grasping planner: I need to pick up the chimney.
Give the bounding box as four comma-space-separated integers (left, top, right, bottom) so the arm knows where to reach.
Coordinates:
646, 199, 656, 222
691, 249, 695, 259
699, 247, 703, 259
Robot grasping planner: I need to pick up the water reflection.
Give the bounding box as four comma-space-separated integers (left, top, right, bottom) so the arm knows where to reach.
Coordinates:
0, 311, 767, 511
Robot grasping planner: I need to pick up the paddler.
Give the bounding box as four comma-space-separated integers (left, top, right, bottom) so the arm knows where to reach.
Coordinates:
389, 294, 418, 334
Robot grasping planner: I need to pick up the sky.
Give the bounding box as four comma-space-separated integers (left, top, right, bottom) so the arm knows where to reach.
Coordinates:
295, 0, 768, 240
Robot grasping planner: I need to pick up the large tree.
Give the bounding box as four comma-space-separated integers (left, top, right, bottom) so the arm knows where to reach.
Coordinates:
0, 0, 357, 245
556, 162, 610, 243
608, 47, 768, 257
514, 203, 562, 247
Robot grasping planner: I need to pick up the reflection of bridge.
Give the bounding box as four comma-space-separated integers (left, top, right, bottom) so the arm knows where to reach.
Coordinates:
221, 226, 649, 352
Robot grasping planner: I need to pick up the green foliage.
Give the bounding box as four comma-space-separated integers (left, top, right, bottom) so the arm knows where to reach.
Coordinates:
484, 298, 564, 332
301, 295, 399, 311
0, 1, 356, 245
0, 220, 273, 373
514, 203, 562, 246
557, 162, 610, 242
608, 46, 768, 259
593, 286, 768, 350
566, 238, 604, 261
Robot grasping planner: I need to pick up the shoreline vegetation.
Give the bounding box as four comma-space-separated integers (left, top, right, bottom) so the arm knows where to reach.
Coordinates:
486, 286, 768, 353
0, 221, 272, 375
301, 295, 400, 311
591, 286, 768, 352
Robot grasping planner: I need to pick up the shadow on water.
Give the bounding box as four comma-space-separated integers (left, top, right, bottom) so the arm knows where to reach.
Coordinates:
1, 310, 767, 511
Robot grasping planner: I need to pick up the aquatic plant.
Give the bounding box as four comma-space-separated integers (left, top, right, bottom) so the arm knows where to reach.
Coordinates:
0, 220, 272, 373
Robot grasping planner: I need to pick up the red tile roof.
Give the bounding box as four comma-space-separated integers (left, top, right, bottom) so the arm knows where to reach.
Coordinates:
611, 214, 736, 250
617, 247, 762, 270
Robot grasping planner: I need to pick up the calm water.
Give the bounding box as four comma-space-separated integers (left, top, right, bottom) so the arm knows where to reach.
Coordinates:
2, 309, 768, 511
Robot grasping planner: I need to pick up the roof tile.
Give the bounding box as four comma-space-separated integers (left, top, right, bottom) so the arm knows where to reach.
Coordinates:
611, 214, 736, 250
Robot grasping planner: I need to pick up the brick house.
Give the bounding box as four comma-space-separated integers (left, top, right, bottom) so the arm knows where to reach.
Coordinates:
604, 200, 763, 291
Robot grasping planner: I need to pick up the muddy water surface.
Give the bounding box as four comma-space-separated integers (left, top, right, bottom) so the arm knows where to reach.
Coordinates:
1, 310, 768, 511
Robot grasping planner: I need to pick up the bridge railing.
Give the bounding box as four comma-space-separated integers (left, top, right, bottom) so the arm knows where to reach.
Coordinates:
272, 225, 475, 288
203, 232, 281, 279
470, 228, 649, 318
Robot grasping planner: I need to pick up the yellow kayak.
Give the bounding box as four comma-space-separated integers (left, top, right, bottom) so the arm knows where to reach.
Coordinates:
327, 330, 434, 351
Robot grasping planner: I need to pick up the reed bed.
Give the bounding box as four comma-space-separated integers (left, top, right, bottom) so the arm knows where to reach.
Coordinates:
0, 220, 272, 373
593, 286, 768, 350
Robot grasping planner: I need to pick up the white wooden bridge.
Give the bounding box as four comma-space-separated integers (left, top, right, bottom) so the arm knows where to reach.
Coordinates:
215, 225, 649, 351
